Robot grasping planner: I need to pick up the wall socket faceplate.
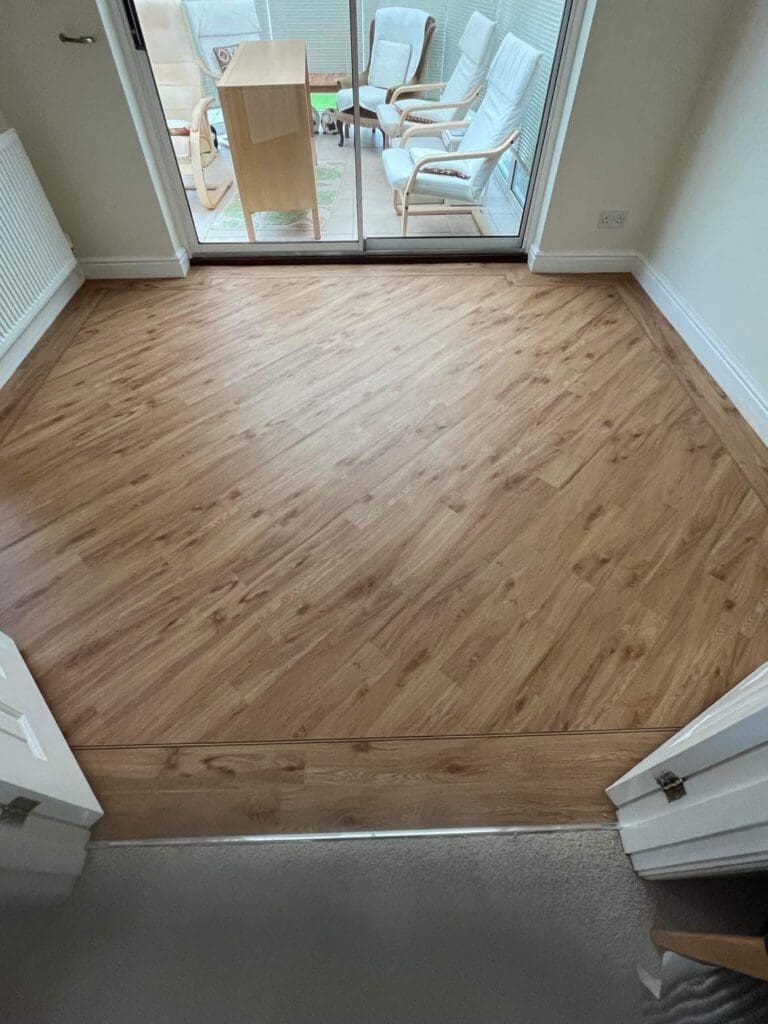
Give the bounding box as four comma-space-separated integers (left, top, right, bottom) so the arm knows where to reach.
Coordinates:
598, 209, 628, 228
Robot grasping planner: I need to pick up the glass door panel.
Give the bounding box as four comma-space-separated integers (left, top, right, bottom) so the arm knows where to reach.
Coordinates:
130, 0, 360, 249
356, 0, 571, 249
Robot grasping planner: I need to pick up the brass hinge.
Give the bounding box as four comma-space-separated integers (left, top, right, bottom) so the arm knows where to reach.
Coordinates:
0, 796, 40, 827
655, 770, 686, 803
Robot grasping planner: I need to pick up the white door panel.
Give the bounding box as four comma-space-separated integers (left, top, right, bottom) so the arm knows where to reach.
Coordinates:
608, 661, 768, 879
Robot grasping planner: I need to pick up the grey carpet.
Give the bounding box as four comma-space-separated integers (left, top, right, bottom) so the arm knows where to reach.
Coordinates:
1, 830, 766, 1024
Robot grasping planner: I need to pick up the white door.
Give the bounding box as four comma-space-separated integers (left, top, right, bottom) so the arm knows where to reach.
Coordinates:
0, 631, 102, 904
607, 661, 768, 880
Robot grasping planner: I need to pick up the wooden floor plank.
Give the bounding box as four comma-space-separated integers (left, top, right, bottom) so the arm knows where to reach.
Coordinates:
617, 277, 768, 510
0, 282, 104, 444
1, 265, 767, 836
79, 730, 675, 839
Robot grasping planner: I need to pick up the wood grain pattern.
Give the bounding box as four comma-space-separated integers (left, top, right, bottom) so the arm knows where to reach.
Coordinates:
652, 930, 768, 983
0, 283, 103, 444
218, 41, 319, 238
1, 264, 767, 837
80, 730, 675, 839
617, 277, 768, 511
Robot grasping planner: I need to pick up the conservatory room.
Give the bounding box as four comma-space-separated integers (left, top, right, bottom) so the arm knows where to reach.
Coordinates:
132, 0, 568, 251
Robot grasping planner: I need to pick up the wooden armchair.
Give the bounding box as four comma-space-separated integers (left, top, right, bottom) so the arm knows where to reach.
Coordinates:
377, 11, 496, 144
137, 0, 232, 209
381, 32, 541, 235
336, 6, 436, 145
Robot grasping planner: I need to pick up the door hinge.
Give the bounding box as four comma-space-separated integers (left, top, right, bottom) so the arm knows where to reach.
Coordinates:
655, 770, 686, 803
0, 796, 40, 827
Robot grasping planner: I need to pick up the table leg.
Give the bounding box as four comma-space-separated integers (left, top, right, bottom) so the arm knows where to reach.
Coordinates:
338, 120, 345, 147
245, 212, 256, 242
311, 205, 321, 240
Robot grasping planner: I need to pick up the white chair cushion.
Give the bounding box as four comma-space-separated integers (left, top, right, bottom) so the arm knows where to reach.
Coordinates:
182, 0, 261, 76
382, 146, 478, 204
458, 32, 540, 194
377, 99, 453, 135
368, 39, 411, 89
371, 7, 430, 82
459, 10, 497, 65
442, 13, 496, 110
337, 84, 388, 114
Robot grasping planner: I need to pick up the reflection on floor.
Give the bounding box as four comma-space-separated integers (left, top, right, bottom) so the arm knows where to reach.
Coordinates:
188, 129, 523, 244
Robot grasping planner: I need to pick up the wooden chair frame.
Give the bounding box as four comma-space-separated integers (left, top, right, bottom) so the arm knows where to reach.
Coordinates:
181, 95, 232, 210
138, 0, 233, 211
386, 80, 484, 142
392, 125, 520, 236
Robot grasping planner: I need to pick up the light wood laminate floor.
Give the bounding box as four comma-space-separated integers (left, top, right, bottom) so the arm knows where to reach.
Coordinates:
1, 265, 767, 838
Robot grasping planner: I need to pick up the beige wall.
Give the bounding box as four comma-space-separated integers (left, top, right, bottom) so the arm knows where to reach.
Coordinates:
534, 0, 731, 254
644, 0, 768, 400
0, 0, 178, 264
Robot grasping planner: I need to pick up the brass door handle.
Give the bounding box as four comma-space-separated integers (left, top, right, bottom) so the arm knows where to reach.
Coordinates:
58, 33, 96, 44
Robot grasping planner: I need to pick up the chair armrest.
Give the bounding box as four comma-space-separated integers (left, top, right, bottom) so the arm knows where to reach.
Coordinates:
400, 119, 469, 144
403, 130, 520, 198
395, 92, 483, 137
190, 96, 215, 134
391, 80, 446, 103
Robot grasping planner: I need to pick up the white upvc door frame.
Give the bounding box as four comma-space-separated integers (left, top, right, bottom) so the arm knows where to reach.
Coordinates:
101, 0, 588, 261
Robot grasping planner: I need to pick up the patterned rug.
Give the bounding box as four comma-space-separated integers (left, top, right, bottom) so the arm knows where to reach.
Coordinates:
205, 161, 346, 242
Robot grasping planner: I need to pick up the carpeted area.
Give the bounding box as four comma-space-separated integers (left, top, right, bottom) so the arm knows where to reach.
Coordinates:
1, 830, 766, 1023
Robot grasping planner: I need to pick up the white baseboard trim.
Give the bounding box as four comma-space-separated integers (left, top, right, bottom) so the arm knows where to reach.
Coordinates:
79, 246, 190, 280
527, 244, 639, 274
634, 255, 768, 447
0, 266, 84, 391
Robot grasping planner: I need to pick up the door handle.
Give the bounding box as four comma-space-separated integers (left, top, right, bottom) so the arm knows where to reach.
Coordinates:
58, 33, 96, 44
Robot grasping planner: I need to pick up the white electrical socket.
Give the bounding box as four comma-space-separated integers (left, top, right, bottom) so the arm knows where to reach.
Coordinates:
598, 209, 628, 228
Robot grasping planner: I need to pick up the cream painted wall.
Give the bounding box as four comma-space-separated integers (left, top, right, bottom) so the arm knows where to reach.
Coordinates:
0, 0, 179, 266
533, 0, 731, 254
643, 0, 768, 401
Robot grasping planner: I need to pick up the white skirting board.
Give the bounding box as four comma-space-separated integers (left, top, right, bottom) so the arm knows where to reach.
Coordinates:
527, 246, 768, 448
0, 265, 84, 391
79, 246, 190, 280
526, 244, 639, 273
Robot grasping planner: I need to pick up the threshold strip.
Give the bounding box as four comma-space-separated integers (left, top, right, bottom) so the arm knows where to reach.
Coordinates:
90, 822, 618, 849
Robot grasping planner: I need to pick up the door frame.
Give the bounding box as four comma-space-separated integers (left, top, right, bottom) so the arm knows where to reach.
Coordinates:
101, 0, 586, 261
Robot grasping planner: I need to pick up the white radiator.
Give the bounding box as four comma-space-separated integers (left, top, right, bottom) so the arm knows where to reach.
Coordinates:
0, 129, 77, 360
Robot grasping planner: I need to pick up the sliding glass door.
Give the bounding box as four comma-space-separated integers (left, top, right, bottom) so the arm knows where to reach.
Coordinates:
119, 0, 572, 257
